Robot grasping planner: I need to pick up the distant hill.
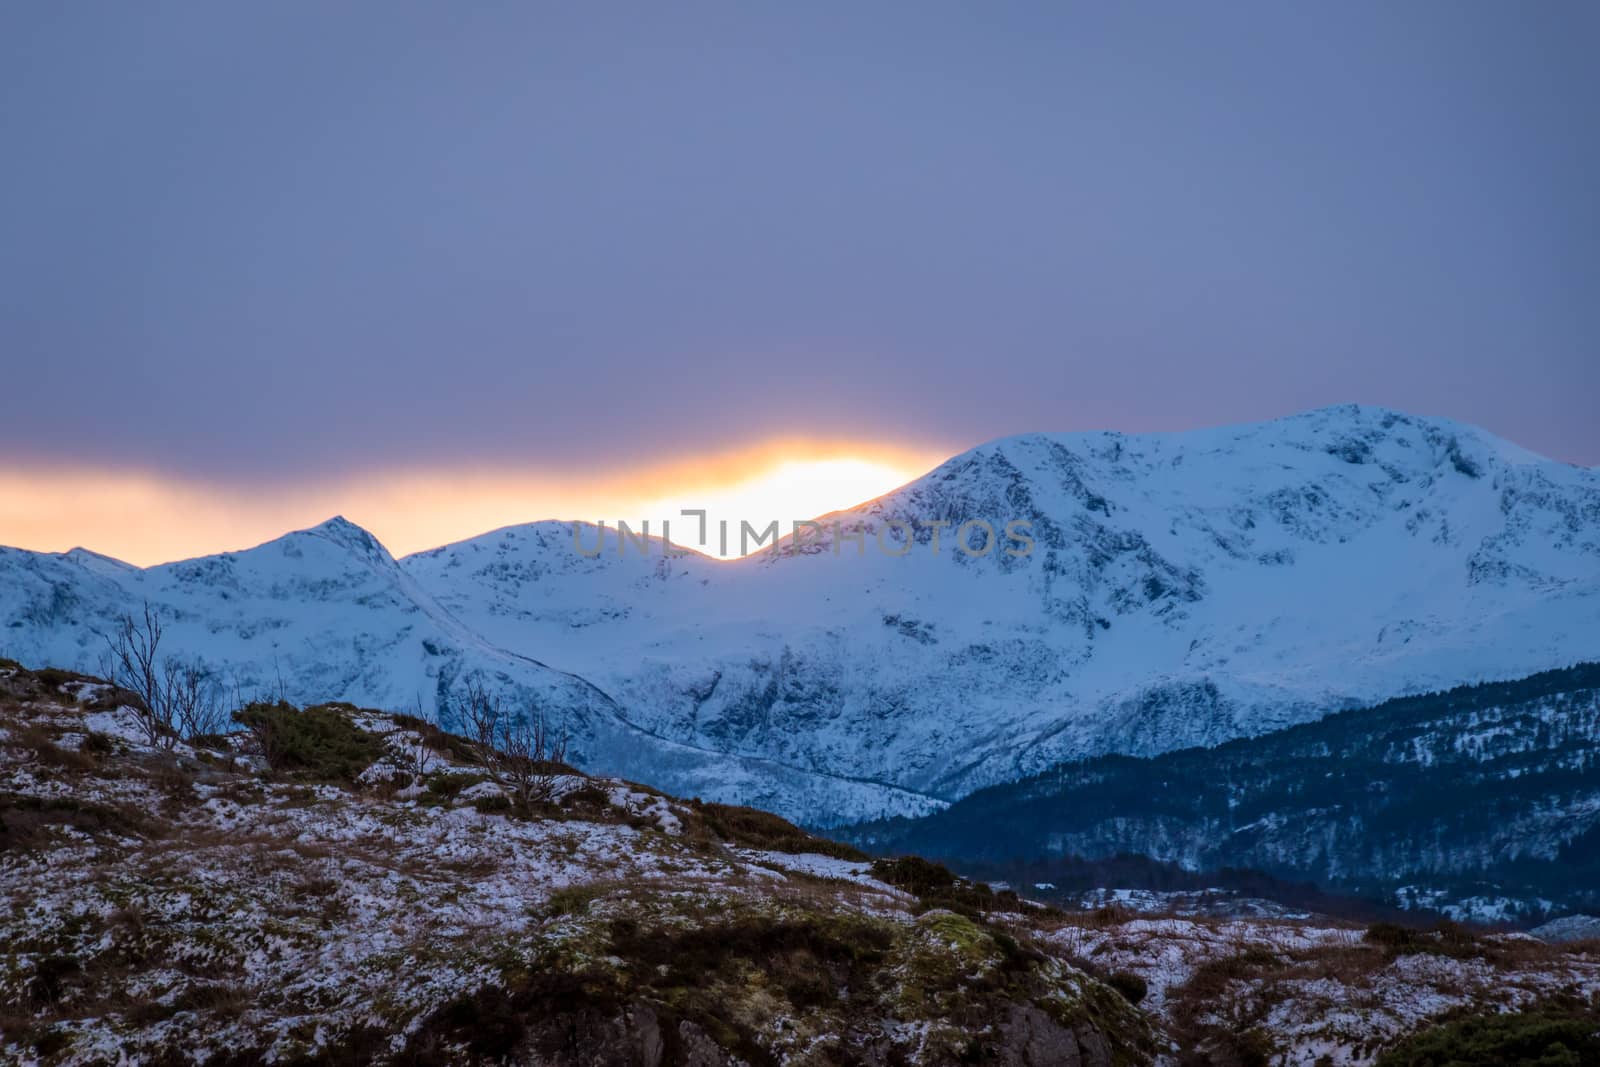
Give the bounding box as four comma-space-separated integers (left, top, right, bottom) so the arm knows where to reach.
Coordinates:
840, 664, 1600, 922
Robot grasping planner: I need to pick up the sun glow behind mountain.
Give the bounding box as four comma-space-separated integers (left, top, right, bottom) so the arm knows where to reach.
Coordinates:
636, 457, 923, 557
0, 442, 944, 566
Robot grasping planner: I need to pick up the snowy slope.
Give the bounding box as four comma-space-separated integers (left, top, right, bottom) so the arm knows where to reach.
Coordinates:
0, 518, 942, 821
3, 405, 1597, 822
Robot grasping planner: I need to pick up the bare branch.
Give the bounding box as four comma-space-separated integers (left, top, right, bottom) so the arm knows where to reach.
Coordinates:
457, 676, 503, 769
100, 602, 176, 749
391, 700, 437, 779
497, 706, 567, 809
450, 677, 567, 810
165, 657, 227, 740
100, 603, 225, 748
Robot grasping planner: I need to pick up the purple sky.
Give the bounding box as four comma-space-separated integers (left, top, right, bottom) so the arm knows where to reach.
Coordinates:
2, 1, 1596, 480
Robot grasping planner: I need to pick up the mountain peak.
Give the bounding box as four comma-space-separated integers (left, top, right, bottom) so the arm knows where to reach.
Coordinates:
298, 515, 394, 565
950, 404, 1560, 482
61, 545, 138, 571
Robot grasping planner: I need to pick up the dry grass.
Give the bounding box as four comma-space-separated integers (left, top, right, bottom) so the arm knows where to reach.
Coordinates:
679, 799, 870, 862
6, 723, 100, 773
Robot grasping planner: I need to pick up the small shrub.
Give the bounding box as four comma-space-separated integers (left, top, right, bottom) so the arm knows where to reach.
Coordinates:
1364, 921, 1424, 950
389, 711, 484, 766
83, 685, 141, 713
32, 667, 97, 691
1188, 1027, 1274, 1067
108, 904, 146, 932
82, 731, 115, 756
1168, 946, 1282, 1052
872, 855, 959, 896
22, 734, 98, 772
149, 760, 197, 799
27, 954, 79, 1005
1377, 999, 1600, 1066
25, 1026, 70, 1058
1091, 903, 1134, 925
1364, 920, 1482, 959
473, 794, 512, 815
697, 801, 869, 862
186, 732, 235, 753
870, 855, 1021, 917
560, 784, 612, 812
232, 701, 383, 781
989, 928, 1047, 972
544, 885, 602, 917
425, 771, 486, 800
291, 875, 340, 903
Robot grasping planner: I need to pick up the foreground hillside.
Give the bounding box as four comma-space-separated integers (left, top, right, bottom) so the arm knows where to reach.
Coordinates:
846, 665, 1600, 923
4, 663, 1600, 1065
0, 662, 1149, 1066
3, 405, 1598, 824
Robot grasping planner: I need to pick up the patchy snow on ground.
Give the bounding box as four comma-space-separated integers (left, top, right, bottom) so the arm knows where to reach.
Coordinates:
1075, 887, 1314, 921
0, 689, 932, 1063
734, 848, 901, 895
1031, 910, 1600, 1065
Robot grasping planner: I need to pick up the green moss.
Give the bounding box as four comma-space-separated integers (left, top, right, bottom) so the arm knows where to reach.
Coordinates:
525, 892, 1150, 1065
890, 911, 997, 1017
916, 909, 990, 955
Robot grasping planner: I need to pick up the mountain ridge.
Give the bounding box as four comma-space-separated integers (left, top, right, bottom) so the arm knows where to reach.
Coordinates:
3, 404, 1597, 822
25, 404, 1593, 571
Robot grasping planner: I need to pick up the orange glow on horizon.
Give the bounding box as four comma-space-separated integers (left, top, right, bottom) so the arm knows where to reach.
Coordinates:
0, 439, 947, 567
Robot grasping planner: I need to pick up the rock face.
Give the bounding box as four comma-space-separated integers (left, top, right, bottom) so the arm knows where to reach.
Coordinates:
3, 404, 1598, 823
997, 1005, 1114, 1067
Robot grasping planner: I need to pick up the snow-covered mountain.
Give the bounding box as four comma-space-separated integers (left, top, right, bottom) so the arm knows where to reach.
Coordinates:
0, 517, 940, 821
4, 405, 1597, 822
